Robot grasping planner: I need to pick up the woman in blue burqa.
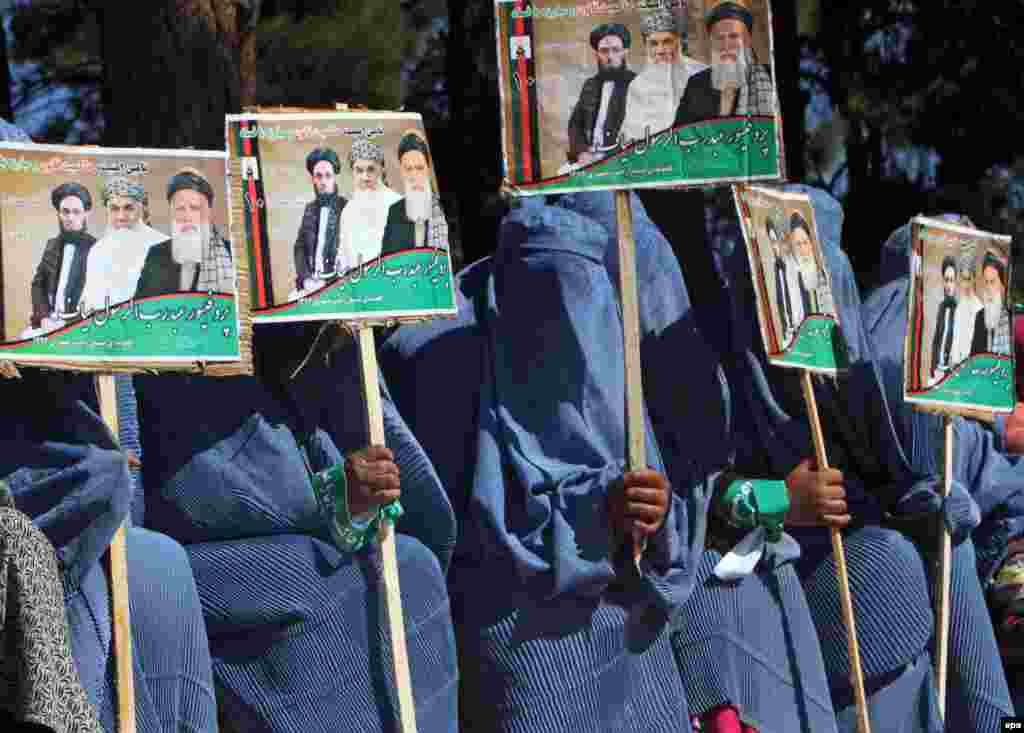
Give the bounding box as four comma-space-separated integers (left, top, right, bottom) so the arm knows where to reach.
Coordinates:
637, 183, 1007, 732
861, 216, 1019, 720
0, 118, 217, 733
379, 193, 837, 733
0, 369, 218, 733
131, 320, 459, 733
556, 190, 839, 733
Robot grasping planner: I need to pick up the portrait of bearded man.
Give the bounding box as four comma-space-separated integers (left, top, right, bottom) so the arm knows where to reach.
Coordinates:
135, 168, 235, 298
674, 0, 776, 127
333, 137, 401, 275
788, 212, 824, 318
566, 23, 636, 166
292, 147, 347, 299
971, 253, 1011, 357
380, 130, 449, 255
28, 182, 97, 331
930, 255, 959, 383
620, 8, 707, 144
951, 246, 983, 365
79, 176, 168, 312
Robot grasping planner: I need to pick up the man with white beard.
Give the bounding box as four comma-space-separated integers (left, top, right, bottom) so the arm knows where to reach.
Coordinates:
333, 138, 401, 275
380, 130, 449, 255
292, 147, 347, 299
619, 9, 706, 145
789, 212, 823, 317
135, 168, 235, 298
970, 253, 1012, 357
79, 177, 168, 312
674, 0, 775, 127
952, 247, 983, 365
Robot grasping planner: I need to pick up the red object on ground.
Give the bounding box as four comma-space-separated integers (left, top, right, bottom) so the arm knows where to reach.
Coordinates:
694, 706, 759, 733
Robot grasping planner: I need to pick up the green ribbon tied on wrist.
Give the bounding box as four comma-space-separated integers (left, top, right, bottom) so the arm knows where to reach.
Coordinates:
311, 459, 404, 553
713, 478, 799, 582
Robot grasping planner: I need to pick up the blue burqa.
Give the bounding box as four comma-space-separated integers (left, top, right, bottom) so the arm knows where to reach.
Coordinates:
637, 184, 981, 732
861, 221, 1018, 725
132, 322, 459, 733
0, 370, 217, 733
552, 190, 837, 733
382, 196, 725, 732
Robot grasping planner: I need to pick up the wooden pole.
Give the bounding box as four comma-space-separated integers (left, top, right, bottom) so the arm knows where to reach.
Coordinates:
801, 371, 872, 733
934, 415, 954, 720
356, 326, 418, 733
96, 374, 136, 733
615, 191, 646, 565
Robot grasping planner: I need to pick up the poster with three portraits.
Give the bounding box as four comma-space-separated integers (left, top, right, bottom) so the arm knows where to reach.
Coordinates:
494, 0, 783, 195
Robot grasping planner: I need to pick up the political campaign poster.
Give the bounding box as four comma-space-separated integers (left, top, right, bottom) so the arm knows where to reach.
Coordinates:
734, 184, 849, 374
0, 142, 245, 368
905, 215, 1015, 414
226, 111, 456, 324
495, 0, 783, 196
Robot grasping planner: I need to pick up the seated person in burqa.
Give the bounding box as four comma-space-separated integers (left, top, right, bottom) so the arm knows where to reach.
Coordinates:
639, 183, 1013, 732
132, 321, 459, 733
30, 182, 97, 329
0, 369, 219, 733
554, 190, 838, 733
293, 147, 347, 293
673, 1, 774, 128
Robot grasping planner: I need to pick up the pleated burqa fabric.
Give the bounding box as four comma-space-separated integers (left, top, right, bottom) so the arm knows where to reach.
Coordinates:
133, 323, 459, 733
861, 222, 1016, 728
382, 197, 725, 732
0, 370, 217, 733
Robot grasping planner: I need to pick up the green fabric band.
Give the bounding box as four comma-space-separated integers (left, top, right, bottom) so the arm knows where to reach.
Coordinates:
719, 478, 789, 543
311, 455, 404, 552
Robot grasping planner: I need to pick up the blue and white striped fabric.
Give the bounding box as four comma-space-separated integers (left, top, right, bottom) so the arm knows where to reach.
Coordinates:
556, 190, 837, 733
382, 197, 725, 732
133, 336, 459, 733
0, 370, 217, 733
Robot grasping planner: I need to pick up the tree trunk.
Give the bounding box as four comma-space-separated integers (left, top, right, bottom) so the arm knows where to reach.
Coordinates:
100, 0, 241, 148
772, 0, 805, 181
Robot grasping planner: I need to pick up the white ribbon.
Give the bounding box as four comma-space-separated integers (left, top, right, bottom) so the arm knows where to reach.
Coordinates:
713, 527, 802, 582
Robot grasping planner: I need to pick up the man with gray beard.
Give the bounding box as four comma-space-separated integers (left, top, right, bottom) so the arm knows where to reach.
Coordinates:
674, 1, 775, 127
381, 130, 449, 254
971, 253, 1012, 356
135, 168, 234, 298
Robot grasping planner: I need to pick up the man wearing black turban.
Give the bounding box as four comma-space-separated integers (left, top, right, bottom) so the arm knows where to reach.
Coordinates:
380, 131, 450, 255
566, 22, 636, 165
29, 181, 97, 329
292, 147, 348, 296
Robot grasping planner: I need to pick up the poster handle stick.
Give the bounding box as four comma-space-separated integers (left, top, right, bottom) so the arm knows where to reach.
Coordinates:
356, 326, 419, 733
96, 374, 137, 733
615, 190, 646, 566
934, 414, 954, 720
801, 371, 872, 733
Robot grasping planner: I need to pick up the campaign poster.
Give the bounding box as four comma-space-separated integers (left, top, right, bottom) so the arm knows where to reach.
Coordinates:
495, 0, 783, 195
734, 184, 849, 375
226, 111, 456, 324
0, 143, 243, 366
905, 216, 1014, 414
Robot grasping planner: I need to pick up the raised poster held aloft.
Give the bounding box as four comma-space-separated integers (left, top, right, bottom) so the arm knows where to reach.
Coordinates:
495, 0, 783, 195
226, 111, 456, 323
0, 142, 246, 369
904, 216, 1014, 414
734, 184, 849, 375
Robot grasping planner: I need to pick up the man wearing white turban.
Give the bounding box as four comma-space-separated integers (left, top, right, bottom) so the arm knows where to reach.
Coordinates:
80, 177, 168, 311
333, 137, 401, 275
